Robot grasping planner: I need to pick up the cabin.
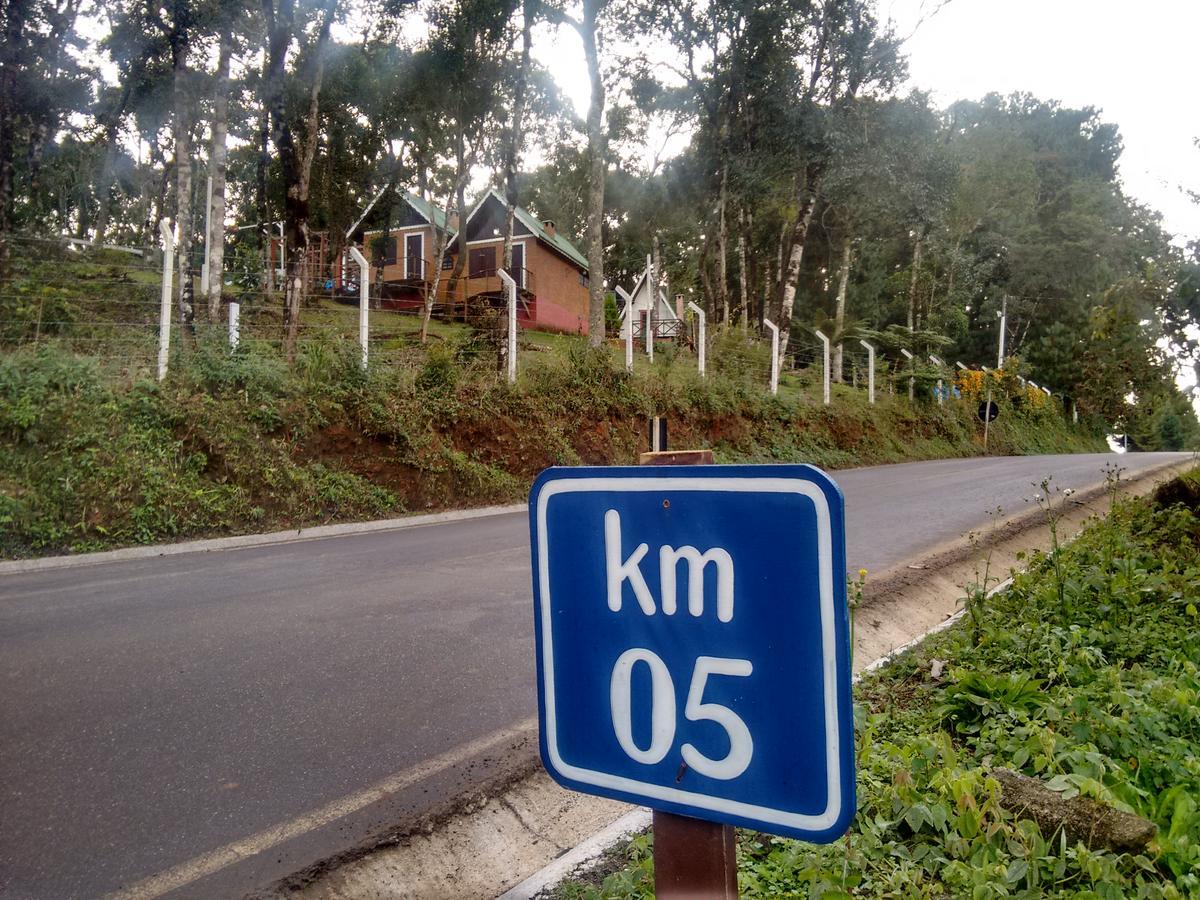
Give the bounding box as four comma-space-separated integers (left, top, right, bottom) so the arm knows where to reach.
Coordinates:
361, 189, 592, 335
618, 269, 683, 340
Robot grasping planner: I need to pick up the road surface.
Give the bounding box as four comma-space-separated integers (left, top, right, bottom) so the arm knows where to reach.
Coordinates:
0, 452, 1186, 898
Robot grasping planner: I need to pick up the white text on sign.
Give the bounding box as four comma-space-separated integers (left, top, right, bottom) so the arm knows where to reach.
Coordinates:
604, 509, 735, 622
603, 509, 752, 779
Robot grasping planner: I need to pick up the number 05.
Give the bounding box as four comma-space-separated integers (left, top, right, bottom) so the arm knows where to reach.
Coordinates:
609, 650, 754, 781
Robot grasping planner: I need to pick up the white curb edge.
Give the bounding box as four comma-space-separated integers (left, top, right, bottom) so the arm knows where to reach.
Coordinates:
0, 503, 526, 576
497, 808, 654, 900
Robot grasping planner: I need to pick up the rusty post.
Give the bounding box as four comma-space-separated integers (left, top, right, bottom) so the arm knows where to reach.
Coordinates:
639, 445, 737, 899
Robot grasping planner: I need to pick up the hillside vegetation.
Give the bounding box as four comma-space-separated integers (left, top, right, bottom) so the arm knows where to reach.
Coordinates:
0, 329, 1099, 558
557, 473, 1200, 899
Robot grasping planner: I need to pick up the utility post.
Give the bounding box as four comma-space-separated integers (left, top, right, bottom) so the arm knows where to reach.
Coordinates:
859, 340, 876, 404
616, 286, 634, 373
348, 246, 370, 371
763, 318, 780, 395
687, 300, 707, 378
814, 329, 831, 405
900, 348, 914, 401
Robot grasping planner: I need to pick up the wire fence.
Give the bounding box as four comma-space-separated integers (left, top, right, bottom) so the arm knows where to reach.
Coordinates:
0, 233, 1065, 414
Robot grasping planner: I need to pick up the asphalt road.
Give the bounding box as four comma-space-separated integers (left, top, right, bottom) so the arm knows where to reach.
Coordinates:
0, 452, 1186, 898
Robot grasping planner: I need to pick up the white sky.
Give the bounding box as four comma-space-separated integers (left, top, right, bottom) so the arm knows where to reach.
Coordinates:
540, 0, 1199, 246
885, 0, 1199, 246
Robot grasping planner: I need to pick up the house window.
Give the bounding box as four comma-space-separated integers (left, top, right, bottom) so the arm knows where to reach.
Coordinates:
469, 246, 496, 278
578, 272, 589, 288
371, 236, 397, 266
442, 250, 454, 270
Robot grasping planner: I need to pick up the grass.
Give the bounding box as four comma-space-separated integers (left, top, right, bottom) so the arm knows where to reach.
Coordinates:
0, 246, 1104, 557
553, 475, 1200, 899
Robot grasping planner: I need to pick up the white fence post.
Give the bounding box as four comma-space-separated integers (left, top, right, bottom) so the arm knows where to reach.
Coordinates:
900, 348, 914, 401
498, 268, 518, 384
930, 355, 944, 405
814, 328, 831, 405
644, 256, 654, 362
616, 286, 634, 373
687, 300, 706, 378
228, 301, 240, 349
858, 339, 875, 404
348, 246, 370, 370
157, 220, 174, 381
763, 318, 780, 395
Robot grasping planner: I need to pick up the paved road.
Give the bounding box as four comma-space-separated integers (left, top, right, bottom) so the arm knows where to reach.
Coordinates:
0, 452, 1186, 898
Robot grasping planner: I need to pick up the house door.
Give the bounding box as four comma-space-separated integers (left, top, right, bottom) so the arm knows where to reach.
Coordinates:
405, 233, 423, 279
469, 246, 496, 278
510, 243, 525, 287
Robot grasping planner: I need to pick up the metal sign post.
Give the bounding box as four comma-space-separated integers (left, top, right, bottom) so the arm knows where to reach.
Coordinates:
900, 348, 914, 401
530, 462, 856, 898
930, 355, 945, 405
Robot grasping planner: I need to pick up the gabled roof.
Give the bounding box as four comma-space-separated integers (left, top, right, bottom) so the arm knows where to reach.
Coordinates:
467, 189, 589, 271
404, 191, 456, 233
627, 269, 679, 319
362, 190, 457, 236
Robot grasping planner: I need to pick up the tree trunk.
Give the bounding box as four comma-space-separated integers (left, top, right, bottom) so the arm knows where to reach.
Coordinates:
993, 769, 1156, 854
736, 205, 749, 331
206, 29, 232, 320
170, 1, 194, 334
907, 230, 923, 331
580, 0, 606, 347
833, 238, 851, 382
256, 86, 270, 292
778, 164, 819, 357
501, 0, 532, 273
262, 0, 337, 359
717, 163, 729, 324
0, 0, 30, 269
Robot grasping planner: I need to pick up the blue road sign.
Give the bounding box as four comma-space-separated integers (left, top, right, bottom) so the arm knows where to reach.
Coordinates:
529, 464, 855, 843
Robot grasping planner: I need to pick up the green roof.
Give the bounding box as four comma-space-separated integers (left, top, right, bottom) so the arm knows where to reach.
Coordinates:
483, 189, 589, 271
403, 190, 455, 233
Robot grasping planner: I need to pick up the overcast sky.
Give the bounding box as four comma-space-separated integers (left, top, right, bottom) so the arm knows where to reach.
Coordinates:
886, 0, 1199, 246
540, 0, 1199, 246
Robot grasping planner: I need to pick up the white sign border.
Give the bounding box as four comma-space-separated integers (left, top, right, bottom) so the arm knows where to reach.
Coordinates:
535, 474, 845, 832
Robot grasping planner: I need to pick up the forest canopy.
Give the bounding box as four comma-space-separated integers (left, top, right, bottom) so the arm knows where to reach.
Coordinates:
1, 0, 1198, 447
